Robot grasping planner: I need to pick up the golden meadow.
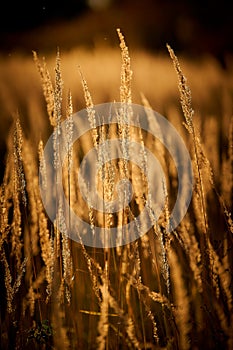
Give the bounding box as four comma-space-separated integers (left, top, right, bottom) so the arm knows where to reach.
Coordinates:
0, 30, 232, 349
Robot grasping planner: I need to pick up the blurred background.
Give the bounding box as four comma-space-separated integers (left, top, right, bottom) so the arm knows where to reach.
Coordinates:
0, 0, 233, 65
0, 0, 233, 183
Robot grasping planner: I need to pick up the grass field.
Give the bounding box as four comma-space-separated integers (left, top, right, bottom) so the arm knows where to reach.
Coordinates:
0, 30, 232, 349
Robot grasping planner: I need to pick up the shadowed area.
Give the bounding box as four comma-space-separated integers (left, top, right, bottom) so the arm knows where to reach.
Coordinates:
0, 0, 232, 65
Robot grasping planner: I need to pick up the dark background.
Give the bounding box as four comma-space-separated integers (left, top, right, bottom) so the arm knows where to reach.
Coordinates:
0, 0, 232, 66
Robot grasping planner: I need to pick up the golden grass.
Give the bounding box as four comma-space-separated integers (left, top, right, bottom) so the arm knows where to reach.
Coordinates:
0, 30, 232, 349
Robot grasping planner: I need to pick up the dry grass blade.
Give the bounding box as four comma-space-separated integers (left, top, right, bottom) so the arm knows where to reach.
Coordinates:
11, 118, 26, 268
166, 44, 209, 236
79, 67, 99, 149
168, 248, 191, 350
2, 250, 27, 313
54, 48, 63, 126
117, 28, 133, 104
33, 51, 55, 126
97, 267, 109, 350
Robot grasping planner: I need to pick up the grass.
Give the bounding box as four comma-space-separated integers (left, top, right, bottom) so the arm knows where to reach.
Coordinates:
0, 29, 232, 349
